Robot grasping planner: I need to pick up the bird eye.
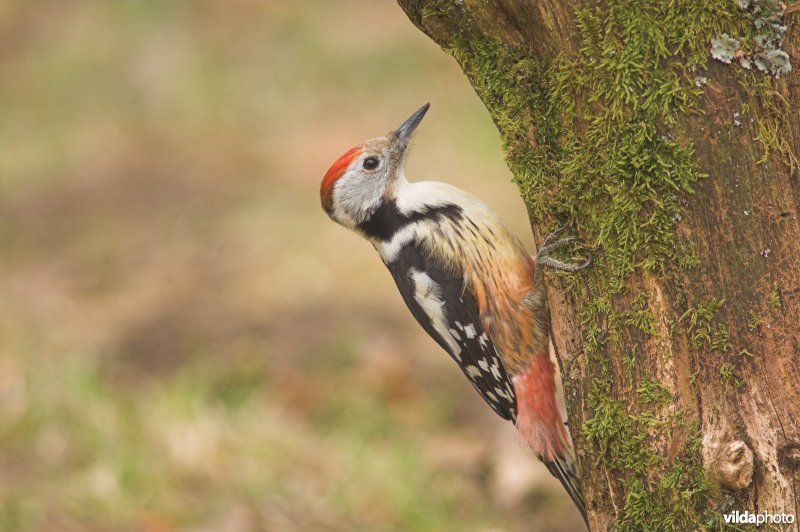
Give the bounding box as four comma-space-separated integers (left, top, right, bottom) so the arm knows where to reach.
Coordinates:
362, 157, 379, 170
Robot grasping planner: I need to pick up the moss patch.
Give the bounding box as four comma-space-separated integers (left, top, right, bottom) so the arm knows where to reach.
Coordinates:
719, 362, 743, 391
746, 311, 763, 331
680, 298, 731, 352
769, 281, 781, 308
637, 378, 672, 407
582, 380, 727, 530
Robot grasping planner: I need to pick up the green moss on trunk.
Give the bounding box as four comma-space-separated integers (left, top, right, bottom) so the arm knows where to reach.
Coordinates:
426, 0, 796, 528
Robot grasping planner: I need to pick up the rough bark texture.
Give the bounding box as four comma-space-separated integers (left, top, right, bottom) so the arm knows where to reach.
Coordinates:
397, 1, 800, 530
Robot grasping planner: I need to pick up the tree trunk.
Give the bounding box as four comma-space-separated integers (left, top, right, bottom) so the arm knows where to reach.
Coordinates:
397, 1, 800, 529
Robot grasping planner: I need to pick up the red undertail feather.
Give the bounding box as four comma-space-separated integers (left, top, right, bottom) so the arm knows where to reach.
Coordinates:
514, 351, 587, 525
513, 352, 567, 460
320, 146, 362, 211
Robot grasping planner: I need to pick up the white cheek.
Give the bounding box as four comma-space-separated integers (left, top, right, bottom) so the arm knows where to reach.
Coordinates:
333, 168, 386, 224
331, 201, 358, 229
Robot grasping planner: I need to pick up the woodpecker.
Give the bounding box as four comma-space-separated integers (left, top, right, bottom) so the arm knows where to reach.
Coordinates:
321, 103, 591, 523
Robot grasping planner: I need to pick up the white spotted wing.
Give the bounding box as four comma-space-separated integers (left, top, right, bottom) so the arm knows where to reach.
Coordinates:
386, 241, 517, 421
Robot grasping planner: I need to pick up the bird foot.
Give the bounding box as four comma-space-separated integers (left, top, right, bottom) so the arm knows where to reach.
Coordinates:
536, 226, 592, 273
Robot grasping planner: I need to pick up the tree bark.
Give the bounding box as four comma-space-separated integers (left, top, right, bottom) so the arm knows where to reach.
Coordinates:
397, 1, 800, 530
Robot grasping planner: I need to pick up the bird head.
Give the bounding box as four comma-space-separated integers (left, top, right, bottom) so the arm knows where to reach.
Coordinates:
321, 103, 429, 228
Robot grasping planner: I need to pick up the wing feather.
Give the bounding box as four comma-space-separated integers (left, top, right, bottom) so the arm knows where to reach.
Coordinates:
387, 242, 517, 421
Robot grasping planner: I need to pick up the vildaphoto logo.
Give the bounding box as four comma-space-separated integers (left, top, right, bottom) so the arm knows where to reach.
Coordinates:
724, 510, 796, 526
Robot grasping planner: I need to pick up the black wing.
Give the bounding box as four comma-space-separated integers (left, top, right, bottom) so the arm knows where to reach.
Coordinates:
386, 241, 517, 421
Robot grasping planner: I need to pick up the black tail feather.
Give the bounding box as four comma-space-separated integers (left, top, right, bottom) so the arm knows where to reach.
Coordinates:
543, 458, 589, 529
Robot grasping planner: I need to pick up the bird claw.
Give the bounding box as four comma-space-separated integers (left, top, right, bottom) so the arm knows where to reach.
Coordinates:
542, 225, 568, 247
538, 255, 592, 273
536, 227, 592, 273
537, 237, 581, 258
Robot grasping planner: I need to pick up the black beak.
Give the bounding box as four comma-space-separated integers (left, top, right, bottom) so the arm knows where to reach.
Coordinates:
391, 103, 430, 143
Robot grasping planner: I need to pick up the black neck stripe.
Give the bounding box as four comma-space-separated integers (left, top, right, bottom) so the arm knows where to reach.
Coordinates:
357, 200, 463, 241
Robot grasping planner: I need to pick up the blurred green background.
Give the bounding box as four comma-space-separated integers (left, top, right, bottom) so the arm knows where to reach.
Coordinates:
0, 1, 582, 530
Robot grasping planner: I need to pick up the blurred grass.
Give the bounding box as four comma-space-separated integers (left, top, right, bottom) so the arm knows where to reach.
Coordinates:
0, 1, 582, 530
